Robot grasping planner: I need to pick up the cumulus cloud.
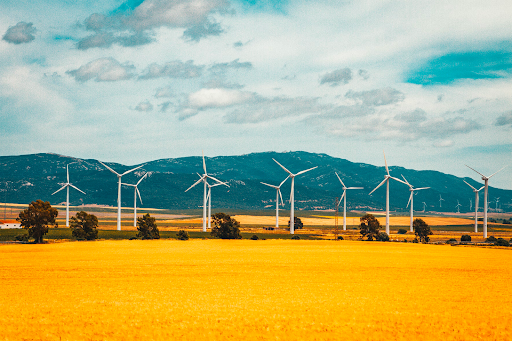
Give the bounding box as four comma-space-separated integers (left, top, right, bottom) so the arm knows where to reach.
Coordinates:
155, 86, 174, 98
209, 59, 253, 72
134, 100, 153, 112
66, 58, 135, 82
188, 88, 254, 108
2, 22, 36, 44
139, 60, 203, 79
494, 111, 512, 126
78, 0, 230, 49
159, 101, 173, 112
345, 87, 405, 106
319, 68, 352, 86
203, 59, 252, 89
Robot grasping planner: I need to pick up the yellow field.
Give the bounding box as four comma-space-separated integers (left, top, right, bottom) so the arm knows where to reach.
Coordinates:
1, 240, 511, 340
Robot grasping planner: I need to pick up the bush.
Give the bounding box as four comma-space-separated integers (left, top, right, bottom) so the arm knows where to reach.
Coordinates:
397, 228, 407, 234
403, 238, 408, 243
288, 217, 303, 230
176, 230, 189, 240
250, 234, 259, 240
291, 235, 300, 240
446, 238, 457, 244
461, 235, 471, 242
412, 238, 419, 243
14, 233, 29, 242
486, 236, 497, 243
495, 238, 510, 247
376, 232, 389, 242
70, 211, 99, 241
211, 213, 242, 239
414, 218, 432, 243
337, 236, 344, 240
136, 214, 159, 239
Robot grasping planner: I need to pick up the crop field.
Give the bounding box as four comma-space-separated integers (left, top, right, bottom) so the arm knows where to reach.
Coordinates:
0, 240, 511, 340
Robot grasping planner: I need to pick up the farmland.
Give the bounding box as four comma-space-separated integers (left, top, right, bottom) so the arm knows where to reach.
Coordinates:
0, 239, 511, 340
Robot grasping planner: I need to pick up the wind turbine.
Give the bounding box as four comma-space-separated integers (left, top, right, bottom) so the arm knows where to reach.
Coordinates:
463, 180, 484, 233
401, 175, 429, 232
455, 200, 462, 213
273, 158, 317, 234
495, 197, 500, 211
121, 173, 148, 227
99, 161, 144, 231
369, 152, 408, 235
185, 152, 228, 232
335, 172, 363, 231
465, 165, 506, 238
422, 202, 427, 212
51, 163, 85, 227
205, 178, 229, 229
469, 198, 472, 211
439, 195, 445, 208
260, 175, 289, 228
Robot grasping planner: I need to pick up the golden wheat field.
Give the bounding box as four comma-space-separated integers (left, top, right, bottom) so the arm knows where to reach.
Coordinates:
1, 240, 511, 340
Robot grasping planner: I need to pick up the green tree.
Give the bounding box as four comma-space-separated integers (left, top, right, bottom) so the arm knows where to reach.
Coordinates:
211, 213, 242, 239
287, 217, 304, 230
17, 200, 58, 243
70, 211, 99, 240
136, 213, 159, 239
413, 218, 432, 243
359, 214, 381, 240
176, 230, 189, 240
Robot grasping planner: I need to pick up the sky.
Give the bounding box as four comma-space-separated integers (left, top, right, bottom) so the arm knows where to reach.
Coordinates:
0, 0, 511, 189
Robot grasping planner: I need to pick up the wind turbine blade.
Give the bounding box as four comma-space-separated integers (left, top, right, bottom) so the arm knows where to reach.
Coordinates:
98, 161, 120, 176
136, 172, 148, 185
335, 172, 346, 188
69, 184, 86, 195
206, 175, 229, 186
383, 151, 389, 176
414, 187, 430, 191
206, 189, 211, 203
401, 174, 411, 187
279, 175, 290, 188
369, 178, 387, 195
279, 189, 284, 206
295, 166, 318, 176
202, 151, 208, 174
347, 187, 364, 190
185, 177, 204, 192
261, 182, 279, 189
66, 165, 70, 183
51, 185, 67, 195
273, 158, 292, 175
121, 164, 144, 177
390, 176, 408, 185
340, 191, 345, 201
137, 188, 142, 205
488, 166, 507, 179
478, 186, 484, 192
211, 182, 227, 188
407, 192, 412, 208
463, 180, 477, 191
465, 164, 485, 178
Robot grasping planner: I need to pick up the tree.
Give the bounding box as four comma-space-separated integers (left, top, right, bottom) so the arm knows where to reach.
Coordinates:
136, 213, 159, 239
70, 211, 98, 240
359, 214, 381, 240
288, 216, 303, 230
176, 230, 189, 240
413, 218, 432, 243
211, 213, 242, 239
17, 200, 58, 243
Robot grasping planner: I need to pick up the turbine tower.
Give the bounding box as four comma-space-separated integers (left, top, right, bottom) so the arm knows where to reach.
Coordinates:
185, 152, 228, 232
335, 172, 363, 231
206, 179, 229, 229
465, 165, 506, 238
455, 200, 462, 213
439, 195, 445, 208
121, 172, 148, 227
369, 152, 407, 235
495, 197, 500, 211
260, 175, 289, 228
51, 163, 85, 227
463, 180, 484, 233
273, 158, 317, 234
99, 161, 144, 231
401, 175, 429, 232
469, 198, 472, 211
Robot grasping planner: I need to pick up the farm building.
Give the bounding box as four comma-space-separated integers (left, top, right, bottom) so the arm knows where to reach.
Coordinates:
0, 220, 21, 229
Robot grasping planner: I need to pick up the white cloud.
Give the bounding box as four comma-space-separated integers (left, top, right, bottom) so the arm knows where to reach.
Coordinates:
319, 68, 352, 86
134, 100, 153, 112
2, 22, 36, 44
139, 60, 203, 79
495, 111, 512, 127
345, 87, 405, 106
188, 88, 254, 108
66, 58, 135, 82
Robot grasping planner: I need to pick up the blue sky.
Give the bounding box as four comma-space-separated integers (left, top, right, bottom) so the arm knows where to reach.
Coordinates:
0, 0, 511, 189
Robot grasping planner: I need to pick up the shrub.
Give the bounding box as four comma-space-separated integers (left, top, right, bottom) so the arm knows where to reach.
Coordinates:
176, 230, 189, 240
337, 236, 344, 240
376, 232, 389, 242
70, 211, 99, 241
414, 218, 432, 243
446, 238, 457, 244
412, 238, 419, 243
250, 234, 259, 240
136, 214, 159, 239
211, 213, 242, 239
288, 217, 303, 230
403, 238, 408, 243
14, 233, 29, 242
495, 238, 510, 247
397, 228, 407, 234
486, 236, 497, 243
291, 235, 300, 240
461, 235, 471, 242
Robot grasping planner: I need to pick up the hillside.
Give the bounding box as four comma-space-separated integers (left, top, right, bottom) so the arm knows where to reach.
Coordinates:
0, 151, 510, 213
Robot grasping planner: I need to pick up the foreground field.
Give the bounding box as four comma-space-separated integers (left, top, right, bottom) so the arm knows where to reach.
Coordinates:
1, 240, 511, 340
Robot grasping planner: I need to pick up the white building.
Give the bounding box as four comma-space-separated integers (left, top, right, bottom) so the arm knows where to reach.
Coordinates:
0, 220, 22, 229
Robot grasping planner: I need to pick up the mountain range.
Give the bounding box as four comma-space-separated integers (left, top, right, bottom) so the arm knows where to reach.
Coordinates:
0, 151, 510, 213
